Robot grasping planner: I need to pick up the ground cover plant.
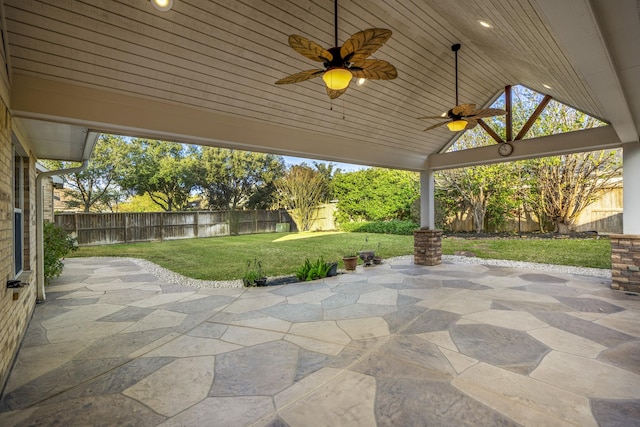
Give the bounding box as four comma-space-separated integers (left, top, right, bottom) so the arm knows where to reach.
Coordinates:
70, 231, 611, 281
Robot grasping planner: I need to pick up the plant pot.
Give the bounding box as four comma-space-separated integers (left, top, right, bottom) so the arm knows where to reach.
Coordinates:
342, 256, 358, 271
373, 256, 383, 265
358, 250, 375, 266
327, 262, 338, 277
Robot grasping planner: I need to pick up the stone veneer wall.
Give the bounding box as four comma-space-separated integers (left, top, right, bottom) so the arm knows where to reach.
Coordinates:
0, 98, 37, 392
413, 229, 442, 266
610, 234, 640, 292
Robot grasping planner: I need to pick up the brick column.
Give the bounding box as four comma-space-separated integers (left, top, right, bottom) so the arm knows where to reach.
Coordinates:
414, 228, 442, 266
610, 234, 640, 292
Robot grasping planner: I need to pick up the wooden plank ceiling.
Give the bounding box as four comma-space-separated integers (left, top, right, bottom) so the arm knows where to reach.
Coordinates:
3, 0, 638, 170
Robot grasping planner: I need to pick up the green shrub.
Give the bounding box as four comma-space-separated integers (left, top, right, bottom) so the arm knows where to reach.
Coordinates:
338, 220, 418, 235
242, 259, 264, 286
296, 257, 335, 281
43, 221, 77, 285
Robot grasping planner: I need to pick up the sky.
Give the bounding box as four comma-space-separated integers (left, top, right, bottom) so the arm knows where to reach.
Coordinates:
282, 155, 368, 172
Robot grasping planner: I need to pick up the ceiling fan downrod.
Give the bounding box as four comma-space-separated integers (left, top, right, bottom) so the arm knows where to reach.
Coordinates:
334, 0, 339, 47
452, 43, 461, 107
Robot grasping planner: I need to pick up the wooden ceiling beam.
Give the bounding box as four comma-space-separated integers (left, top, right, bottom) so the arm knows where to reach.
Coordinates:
478, 119, 504, 143
505, 85, 513, 141
515, 94, 553, 140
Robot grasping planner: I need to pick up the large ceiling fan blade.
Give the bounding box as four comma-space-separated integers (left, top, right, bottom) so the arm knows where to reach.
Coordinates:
424, 121, 449, 131
465, 119, 479, 129
288, 35, 333, 62
452, 104, 476, 117
340, 28, 392, 62
326, 86, 347, 99
275, 69, 324, 85
350, 60, 397, 80
467, 108, 507, 119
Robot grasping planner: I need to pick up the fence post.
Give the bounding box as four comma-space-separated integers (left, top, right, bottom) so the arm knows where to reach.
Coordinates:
160, 212, 164, 242
124, 213, 128, 243
194, 211, 199, 238
74, 213, 79, 242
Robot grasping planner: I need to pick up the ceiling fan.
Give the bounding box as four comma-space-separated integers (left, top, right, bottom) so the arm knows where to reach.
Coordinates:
275, 0, 397, 99
419, 44, 506, 132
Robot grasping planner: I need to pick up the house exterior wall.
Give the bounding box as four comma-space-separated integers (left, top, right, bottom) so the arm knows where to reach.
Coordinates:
42, 177, 55, 222
0, 89, 38, 393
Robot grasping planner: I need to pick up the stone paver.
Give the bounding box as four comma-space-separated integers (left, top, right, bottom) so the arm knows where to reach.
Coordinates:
1, 256, 639, 426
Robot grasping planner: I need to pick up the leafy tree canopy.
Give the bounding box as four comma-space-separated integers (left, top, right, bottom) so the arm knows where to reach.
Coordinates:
117, 139, 200, 211
196, 147, 285, 210
41, 134, 129, 212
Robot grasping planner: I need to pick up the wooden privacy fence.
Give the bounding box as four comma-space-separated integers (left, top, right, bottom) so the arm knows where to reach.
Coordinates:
54, 210, 297, 246
443, 186, 623, 234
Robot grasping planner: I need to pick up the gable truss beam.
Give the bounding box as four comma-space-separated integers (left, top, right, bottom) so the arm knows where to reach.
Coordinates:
515, 94, 553, 140
478, 119, 504, 143
427, 125, 620, 171
476, 86, 553, 144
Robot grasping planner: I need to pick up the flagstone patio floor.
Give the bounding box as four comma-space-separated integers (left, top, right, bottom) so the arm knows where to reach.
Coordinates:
1, 256, 639, 426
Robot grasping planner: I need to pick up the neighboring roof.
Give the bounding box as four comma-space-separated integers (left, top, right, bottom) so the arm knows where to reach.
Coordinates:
5, 0, 638, 169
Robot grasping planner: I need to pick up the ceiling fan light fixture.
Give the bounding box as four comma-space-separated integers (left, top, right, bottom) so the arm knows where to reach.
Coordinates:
151, 0, 173, 11
447, 120, 467, 131
322, 68, 352, 90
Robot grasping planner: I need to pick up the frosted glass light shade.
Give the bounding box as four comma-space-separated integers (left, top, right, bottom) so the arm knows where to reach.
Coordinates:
322, 68, 352, 90
447, 120, 467, 131
151, 0, 173, 11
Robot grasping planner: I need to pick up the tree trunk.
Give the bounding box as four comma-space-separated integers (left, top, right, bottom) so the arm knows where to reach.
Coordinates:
555, 218, 575, 234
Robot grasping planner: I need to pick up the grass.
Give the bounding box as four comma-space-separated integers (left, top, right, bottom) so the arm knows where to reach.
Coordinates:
443, 236, 611, 269
71, 232, 412, 281
70, 231, 612, 281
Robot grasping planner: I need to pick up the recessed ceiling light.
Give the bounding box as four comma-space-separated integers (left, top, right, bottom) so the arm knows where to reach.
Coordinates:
479, 20, 493, 28
356, 77, 366, 86
151, 0, 173, 11
543, 84, 552, 89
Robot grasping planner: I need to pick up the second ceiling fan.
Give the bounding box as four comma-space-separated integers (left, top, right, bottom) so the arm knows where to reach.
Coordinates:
275, 0, 397, 99
419, 44, 506, 132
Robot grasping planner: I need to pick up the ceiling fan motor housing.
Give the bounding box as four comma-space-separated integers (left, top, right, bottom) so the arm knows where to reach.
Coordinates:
325, 47, 347, 69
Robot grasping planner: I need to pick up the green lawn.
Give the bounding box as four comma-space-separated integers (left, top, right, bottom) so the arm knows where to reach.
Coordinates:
70, 231, 611, 281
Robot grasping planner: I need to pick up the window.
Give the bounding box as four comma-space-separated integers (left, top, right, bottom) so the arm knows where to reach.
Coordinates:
13, 154, 24, 275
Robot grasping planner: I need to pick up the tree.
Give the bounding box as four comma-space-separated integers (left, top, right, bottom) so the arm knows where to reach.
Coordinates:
333, 168, 419, 223
312, 161, 341, 202
274, 165, 325, 231
41, 134, 129, 212
196, 148, 284, 210
436, 164, 518, 232
527, 151, 621, 233
115, 194, 164, 212
117, 139, 199, 211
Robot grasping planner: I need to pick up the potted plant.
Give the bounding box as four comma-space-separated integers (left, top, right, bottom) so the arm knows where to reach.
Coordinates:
242, 259, 267, 286
358, 239, 380, 266
342, 251, 358, 271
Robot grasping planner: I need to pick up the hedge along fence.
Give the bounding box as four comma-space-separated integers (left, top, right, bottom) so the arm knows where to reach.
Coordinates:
54, 210, 298, 246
